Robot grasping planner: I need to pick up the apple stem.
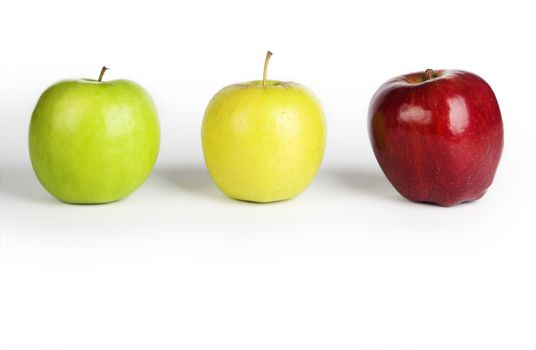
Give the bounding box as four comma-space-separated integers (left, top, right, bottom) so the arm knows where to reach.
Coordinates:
98, 66, 109, 82
424, 69, 434, 81
263, 51, 273, 87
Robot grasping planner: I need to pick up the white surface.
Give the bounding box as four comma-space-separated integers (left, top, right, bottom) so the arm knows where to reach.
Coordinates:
1, 0, 535, 349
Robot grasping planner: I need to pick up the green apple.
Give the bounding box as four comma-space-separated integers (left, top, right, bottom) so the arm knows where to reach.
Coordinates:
29, 67, 160, 204
202, 52, 326, 203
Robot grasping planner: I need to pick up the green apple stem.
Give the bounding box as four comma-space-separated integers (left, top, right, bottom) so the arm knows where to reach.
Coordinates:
424, 69, 434, 81
98, 66, 109, 82
263, 51, 273, 87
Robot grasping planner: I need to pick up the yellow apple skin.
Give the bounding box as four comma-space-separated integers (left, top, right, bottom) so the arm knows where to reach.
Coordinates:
202, 80, 326, 203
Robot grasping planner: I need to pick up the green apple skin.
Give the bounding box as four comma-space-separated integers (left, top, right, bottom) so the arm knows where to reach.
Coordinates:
29, 79, 160, 204
202, 80, 326, 203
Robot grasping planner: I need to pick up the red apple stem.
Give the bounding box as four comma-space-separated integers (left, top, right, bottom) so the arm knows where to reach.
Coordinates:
98, 66, 109, 82
424, 69, 434, 81
263, 51, 273, 87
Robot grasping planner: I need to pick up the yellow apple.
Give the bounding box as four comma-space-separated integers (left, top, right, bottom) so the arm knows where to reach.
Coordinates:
202, 52, 326, 203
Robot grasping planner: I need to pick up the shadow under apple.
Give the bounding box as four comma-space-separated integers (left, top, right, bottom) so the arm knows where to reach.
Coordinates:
324, 166, 403, 202
0, 163, 57, 204
151, 164, 228, 202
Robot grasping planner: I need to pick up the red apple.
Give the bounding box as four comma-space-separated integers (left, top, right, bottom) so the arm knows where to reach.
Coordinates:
368, 69, 503, 206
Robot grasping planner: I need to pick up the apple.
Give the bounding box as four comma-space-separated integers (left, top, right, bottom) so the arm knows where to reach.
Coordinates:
202, 52, 326, 202
368, 69, 503, 206
29, 67, 160, 204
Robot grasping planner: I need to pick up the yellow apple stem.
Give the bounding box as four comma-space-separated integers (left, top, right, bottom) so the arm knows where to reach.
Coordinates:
424, 69, 434, 81
263, 51, 273, 87
98, 66, 109, 82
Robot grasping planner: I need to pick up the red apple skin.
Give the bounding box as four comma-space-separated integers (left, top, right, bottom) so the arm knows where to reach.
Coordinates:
368, 70, 503, 206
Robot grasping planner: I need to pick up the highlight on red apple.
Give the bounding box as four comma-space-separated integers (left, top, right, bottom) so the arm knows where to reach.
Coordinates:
368, 69, 503, 206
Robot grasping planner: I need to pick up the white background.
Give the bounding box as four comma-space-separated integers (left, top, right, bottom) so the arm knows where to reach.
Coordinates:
1, 0, 535, 349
